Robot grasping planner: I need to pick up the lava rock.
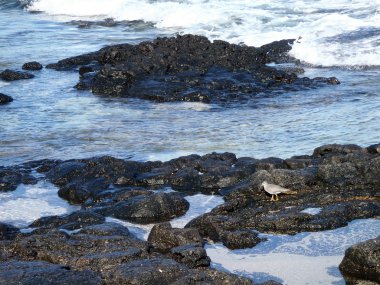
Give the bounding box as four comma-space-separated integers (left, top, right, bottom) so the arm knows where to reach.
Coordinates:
171, 268, 253, 285
339, 236, 380, 284
0, 223, 19, 240
22, 61, 43, 70
47, 34, 340, 104
0, 93, 13, 104
3, 224, 149, 272
0, 260, 103, 285
148, 222, 203, 253
29, 211, 105, 231
367, 143, 380, 154
99, 192, 189, 224
170, 244, 211, 268
102, 258, 191, 284
220, 230, 263, 250
0, 69, 34, 81
0, 167, 37, 192
312, 144, 366, 158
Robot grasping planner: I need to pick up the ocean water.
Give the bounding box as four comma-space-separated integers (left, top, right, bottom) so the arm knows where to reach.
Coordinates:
0, 0, 379, 284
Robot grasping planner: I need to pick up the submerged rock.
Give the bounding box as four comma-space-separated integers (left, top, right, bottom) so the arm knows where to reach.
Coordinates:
339, 235, 380, 284
47, 34, 339, 104
22, 61, 43, 70
0, 69, 34, 81
0, 93, 13, 104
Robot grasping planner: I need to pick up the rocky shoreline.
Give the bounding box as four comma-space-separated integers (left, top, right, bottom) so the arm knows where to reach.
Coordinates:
1, 143, 379, 284
43, 34, 339, 104
0, 34, 378, 284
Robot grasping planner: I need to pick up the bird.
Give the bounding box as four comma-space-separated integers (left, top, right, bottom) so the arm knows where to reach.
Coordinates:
260, 181, 297, 201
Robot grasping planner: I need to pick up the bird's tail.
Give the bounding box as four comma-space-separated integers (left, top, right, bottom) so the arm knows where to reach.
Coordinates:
284, 190, 297, 195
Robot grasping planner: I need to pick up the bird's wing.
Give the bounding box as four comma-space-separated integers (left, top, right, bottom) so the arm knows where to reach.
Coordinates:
267, 183, 292, 193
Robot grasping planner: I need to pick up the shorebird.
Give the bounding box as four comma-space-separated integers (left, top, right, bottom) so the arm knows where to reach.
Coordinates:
261, 181, 297, 201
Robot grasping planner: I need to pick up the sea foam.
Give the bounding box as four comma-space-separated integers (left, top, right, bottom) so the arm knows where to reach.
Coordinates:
26, 0, 380, 67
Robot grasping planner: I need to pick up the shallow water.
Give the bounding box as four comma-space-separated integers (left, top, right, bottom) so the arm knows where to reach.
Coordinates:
1, 1, 379, 284
207, 219, 380, 285
1, 2, 380, 166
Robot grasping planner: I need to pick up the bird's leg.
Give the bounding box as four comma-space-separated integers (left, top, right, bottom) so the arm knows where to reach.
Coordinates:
270, 195, 275, 201
275, 194, 279, 201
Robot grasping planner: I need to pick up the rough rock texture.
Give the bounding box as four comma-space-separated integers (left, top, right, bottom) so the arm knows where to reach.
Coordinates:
0, 93, 13, 104
29, 211, 105, 231
148, 222, 203, 253
96, 192, 190, 224
0, 222, 252, 285
1, 223, 149, 273
184, 144, 380, 249
170, 244, 211, 268
22, 61, 43, 70
0, 69, 34, 81
339, 236, 380, 284
38, 143, 380, 250
0, 223, 20, 240
102, 258, 252, 285
47, 34, 339, 104
0, 260, 103, 285
0, 166, 37, 192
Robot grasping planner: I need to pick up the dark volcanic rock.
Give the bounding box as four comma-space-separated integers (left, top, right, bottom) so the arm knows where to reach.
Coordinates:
220, 229, 263, 250
104, 258, 190, 284
99, 192, 189, 224
29, 211, 105, 231
171, 268, 253, 285
2, 223, 149, 273
0, 223, 19, 240
103, 257, 252, 285
0, 69, 34, 81
22, 61, 43, 70
170, 244, 211, 268
47, 34, 339, 104
0, 166, 37, 192
0, 93, 13, 104
339, 236, 380, 284
0, 260, 103, 285
148, 222, 203, 253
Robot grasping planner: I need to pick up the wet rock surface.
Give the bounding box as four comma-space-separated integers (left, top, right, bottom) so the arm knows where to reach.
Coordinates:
0, 93, 13, 104
148, 222, 203, 253
1, 143, 379, 283
0, 165, 37, 192
0, 222, 250, 285
47, 34, 339, 104
339, 235, 380, 284
95, 192, 190, 224
0, 260, 103, 285
0, 69, 34, 81
22, 61, 43, 70
0, 223, 20, 240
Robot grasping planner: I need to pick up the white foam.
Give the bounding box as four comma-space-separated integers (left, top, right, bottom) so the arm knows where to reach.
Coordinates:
106, 193, 224, 240
300, 207, 322, 215
0, 81, 10, 88
206, 219, 380, 284
0, 181, 80, 228
170, 193, 224, 228
26, 0, 380, 67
